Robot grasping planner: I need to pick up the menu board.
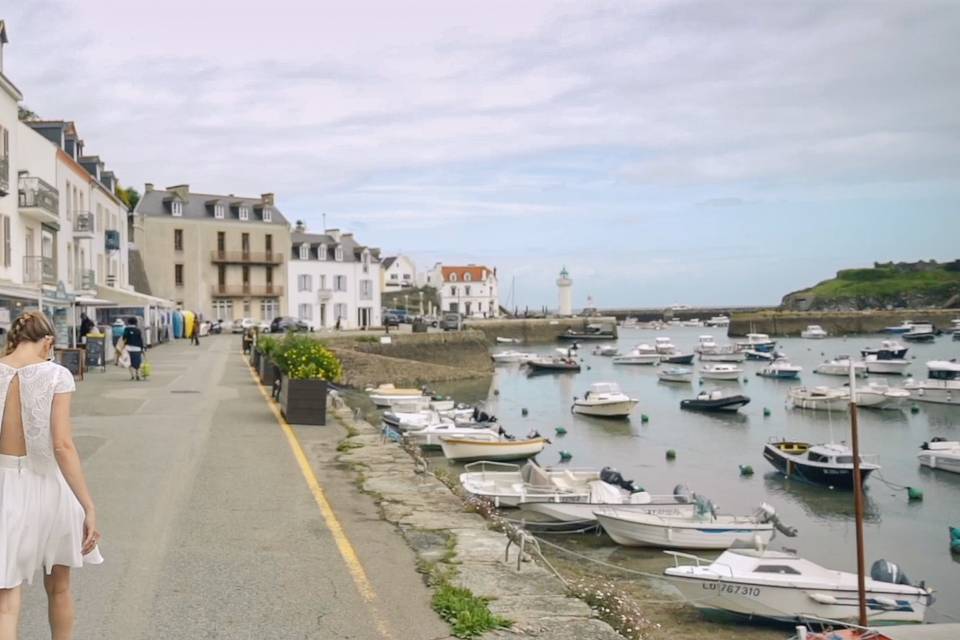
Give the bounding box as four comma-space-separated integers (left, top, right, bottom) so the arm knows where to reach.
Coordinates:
55, 348, 84, 380
85, 334, 106, 371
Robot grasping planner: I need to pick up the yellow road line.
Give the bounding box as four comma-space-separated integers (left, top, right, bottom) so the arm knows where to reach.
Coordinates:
244, 356, 393, 639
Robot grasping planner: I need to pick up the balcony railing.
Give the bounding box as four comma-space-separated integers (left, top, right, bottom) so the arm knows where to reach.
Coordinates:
210, 251, 283, 265
210, 284, 284, 297
75, 269, 96, 291
74, 211, 95, 234
24, 255, 56, 286
0, 156, 9, 196
18, 176, 59, 220
317, 288, 333, 300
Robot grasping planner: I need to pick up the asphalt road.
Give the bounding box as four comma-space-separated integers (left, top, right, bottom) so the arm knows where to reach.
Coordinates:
19, 335, 449, 640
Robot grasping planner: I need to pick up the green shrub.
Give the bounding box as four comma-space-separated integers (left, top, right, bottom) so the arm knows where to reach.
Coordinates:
258, 335, 280, 357
432, 583, 510, 639
272, 334, 343, 381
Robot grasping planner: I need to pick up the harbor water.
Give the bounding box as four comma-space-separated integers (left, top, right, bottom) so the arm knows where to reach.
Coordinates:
433, 327, 960, 626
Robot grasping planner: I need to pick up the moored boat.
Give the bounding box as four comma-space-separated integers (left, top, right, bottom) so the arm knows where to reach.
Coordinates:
883, 320, 916, 334
763, 439, 880, 488
491, 350, 535, 364
591, 344, 619, 356
815, 357, 867, 377
405, 423, 501, 449
757, 360, 803, 379
458, 460, 600, 507
854, 383, 911, 409
699, 363, 743, 380
705, 315, 730, 327
440, 435, 548, 462
904, 360, 960, 405
558, 324, 616, 341
525, 355, 581, 372
658, 367, 693, 383
520, 481, 698, 524
366, 383, 428, 407
680, 390, 750, 412
860, 340, 909, 360
902, 323, 936, 343
572, 382, 638, 418
917, 438, 960, 474
787, 386, 850, 411
612, 344, 660, 365
801, 324, 829, 339
863, 355, 910, 375
496, 336, 521, 344
736, 333, 777, 352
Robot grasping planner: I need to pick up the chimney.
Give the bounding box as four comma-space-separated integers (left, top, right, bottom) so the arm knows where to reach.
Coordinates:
294, 220, 306, 233
0, 21, 7, 74
144, 183, 154, 192
261, 193, 275, 206
167, 184, 190, 200
326, 228, 342, 242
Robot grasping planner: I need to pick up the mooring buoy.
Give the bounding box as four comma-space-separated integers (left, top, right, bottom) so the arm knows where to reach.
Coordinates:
666, 449, 677, 460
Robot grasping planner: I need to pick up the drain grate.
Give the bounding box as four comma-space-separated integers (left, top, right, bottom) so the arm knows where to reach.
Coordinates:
170, 390, 201, 394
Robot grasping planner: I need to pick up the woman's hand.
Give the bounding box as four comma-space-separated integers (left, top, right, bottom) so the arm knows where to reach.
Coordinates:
82, 510, 101, 555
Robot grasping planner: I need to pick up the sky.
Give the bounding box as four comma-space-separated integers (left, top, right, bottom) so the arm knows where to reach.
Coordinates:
5, 1, 960, 309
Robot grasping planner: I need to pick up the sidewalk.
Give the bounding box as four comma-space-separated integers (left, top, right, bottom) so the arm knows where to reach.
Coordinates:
19, 335, 449, 639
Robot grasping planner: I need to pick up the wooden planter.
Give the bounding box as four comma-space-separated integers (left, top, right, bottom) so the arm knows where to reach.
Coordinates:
258, 355, 279, 388
279, 374, 328, 425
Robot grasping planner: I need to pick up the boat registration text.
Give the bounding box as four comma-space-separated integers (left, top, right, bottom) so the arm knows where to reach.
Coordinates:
702, 583, 762, 597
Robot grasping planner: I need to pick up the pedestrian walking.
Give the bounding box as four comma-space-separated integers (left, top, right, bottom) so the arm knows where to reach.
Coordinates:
191, 314, 201, 346
78, 313, 95, 346
122, 317, 146, 381
0, 311, 103, 638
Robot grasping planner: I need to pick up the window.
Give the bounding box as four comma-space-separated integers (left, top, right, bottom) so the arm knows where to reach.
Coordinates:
450, 273, 458, 282
360, 279, 372, 300
265, 234, 273, 255
217, 231, 225, 254
465, 286, 471, 296
243, 300, 251, 315
754, 565, 801, 575
174, 229, 183, 251
298, 303, 313, 321
362, 250, 370, 274
334, 303, 348, 321
464, 272, 472, 282
212, 299, 233, 320
390, 274, 398, 280
450, 286, 457, 296
299, 244, 309, 260
241, 233, 250, 255
174, 264, 184, 286
239, 206, 249, 221
318, 244, 327, 261
261, 299, 279, 320
2, 216, 9, 267
218, 265, 226, 286
319, 275, 327, 290
171, 200, 183, 217
298, 274, 312, 291
334, 275, 347, 292
266, 267, 273, 287
0, 126, 7, 190
262, 207, 272, 223
335, 246, 343, 262
214, 203, 225, 219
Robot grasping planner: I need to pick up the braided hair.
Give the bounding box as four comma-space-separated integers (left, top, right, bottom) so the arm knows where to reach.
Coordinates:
5, 311, 56, 355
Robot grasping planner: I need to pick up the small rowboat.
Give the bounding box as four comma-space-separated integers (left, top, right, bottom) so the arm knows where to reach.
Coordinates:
440, 436, 548, 462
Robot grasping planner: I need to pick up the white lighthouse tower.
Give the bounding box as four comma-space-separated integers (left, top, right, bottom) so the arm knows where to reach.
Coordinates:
557, 266, 573, 316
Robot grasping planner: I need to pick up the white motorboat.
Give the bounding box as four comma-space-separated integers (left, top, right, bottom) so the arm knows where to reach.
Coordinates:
663, 546, 933, 624
699, 345, 747, 362
572, 382, 638, 418
864, 355, 910, 375
658, 367, 693, 383
902, 323, 936, 343
458, 461, 600, 507
918, 438, 960, 474
620, 316, 639, 328
705, 315, 730, 327
591, 345, 619, 357
884, 320, 916, 334
366, 384, 427, 407
405, 424, 501, 449
854, 382, 911, 409
382, 403, 477, 430
525, 355, 581, 372
814, 357, 867, 377
496, 336, 521, 344
948, 319, 960, 333
699, 363, 743, 381
654, 336, 694, 364
756, 361, 803, 380
654, 337, 677, 354
801, 325, 828, 339
595, 502, 784, 549
491, 350, 535, 364
787, 386, 850, 411
861, 340, 909, 360
763, 440, 880, 488
521, 481, 698, 524
905, 360, 960, 405
440, 435, 548, 462
612, 344, 660, 365
681, 318, 703, 327
736, 333, 777, 352
695, 335, 717, 353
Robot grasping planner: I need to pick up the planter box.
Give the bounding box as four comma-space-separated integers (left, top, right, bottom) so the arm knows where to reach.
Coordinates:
279, 374, 328, 425
258, 355, 279, 388
250, 348, 262, 370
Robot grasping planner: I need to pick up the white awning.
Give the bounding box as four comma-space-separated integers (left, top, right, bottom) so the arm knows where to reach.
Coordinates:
75, 296, 117, 307
96, 285, 176, 309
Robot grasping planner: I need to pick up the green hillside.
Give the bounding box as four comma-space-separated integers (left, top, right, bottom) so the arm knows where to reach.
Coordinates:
782, 260, 960, 310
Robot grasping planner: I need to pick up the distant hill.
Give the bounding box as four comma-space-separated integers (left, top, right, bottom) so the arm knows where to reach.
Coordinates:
781, 260, 960, 310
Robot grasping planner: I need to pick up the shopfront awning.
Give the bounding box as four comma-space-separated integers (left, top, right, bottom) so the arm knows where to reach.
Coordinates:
75, 296, 117, 307
96, 285, 176, 309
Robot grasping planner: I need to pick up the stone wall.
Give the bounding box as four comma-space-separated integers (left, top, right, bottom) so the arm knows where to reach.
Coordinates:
464, 317, 618, 344
730, 309, 960, 337
329, 347, 490, 389
325, 330, 494, 373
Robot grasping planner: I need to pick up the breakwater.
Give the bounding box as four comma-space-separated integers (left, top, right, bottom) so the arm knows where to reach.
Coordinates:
729, 309, 959, 336
464, 317, 618, 344
601, 306, 774, 322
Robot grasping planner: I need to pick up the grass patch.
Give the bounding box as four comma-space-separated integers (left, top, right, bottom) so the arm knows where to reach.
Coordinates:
431, 582, 511, 639
789, 263, 960, 306
336, 440, 364, 453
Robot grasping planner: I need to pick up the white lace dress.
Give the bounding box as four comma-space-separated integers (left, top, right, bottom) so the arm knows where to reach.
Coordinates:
0, 361, 103, 588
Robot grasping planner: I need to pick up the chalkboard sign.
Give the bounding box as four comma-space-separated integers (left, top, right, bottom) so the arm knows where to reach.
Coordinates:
55, 348, 84, 380
84, 334, 107, 371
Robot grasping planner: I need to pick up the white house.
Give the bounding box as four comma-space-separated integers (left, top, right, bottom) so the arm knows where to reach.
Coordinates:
380, 254, 416, 292
288, 226, 382, 330
428, 263, 500, 318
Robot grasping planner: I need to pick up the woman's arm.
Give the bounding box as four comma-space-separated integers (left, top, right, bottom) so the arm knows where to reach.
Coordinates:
52, 392, 100, 554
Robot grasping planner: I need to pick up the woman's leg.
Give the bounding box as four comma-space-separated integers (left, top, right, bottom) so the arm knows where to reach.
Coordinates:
0, 586, 22, 640
44, 566, 74, 640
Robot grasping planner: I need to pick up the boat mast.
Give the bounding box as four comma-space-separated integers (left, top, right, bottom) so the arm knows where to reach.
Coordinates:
848, 362, 868, 627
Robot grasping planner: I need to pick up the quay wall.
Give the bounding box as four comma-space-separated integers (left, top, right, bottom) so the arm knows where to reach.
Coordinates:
464, 317, 618, 344
329, 348, 489, 389
601, 306, 775, 322
729, 309, 960, 336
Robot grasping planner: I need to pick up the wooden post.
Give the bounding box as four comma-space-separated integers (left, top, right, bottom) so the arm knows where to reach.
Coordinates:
849, 364, 868, 627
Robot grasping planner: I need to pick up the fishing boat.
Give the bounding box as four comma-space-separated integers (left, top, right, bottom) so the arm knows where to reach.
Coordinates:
595, 502, 788, 549
591, 344, 619, 356
788, 386, 851, 411
663, 546, 933, 625
902, 323, 936, 343
801, 325, 829, 339
917, 438, 960, 474
525, 355, 581, 372
883, 320, 916, 334
440, 435, 548, 462
854, 383, 911, 409
405, 424, 501, 449
815, 358, 868, 377
700, 363, 743, 380
763, 440, 880, 488
496, 336, 521, 344
705, 315, 730, 327
612, 344, 660, 365
905, 360, 960, 405
658, 367, 693, 383
757, 361, 803, 380
491, 350, 535, 364
572, 382, 639, 418
863, 355, 910, 375
366, 384, 428, 408
680, 390, 750, 412
736, 333, 777, 352
860, 340, 909, 360
558, 324, 616, 341
520, 481, 699, 525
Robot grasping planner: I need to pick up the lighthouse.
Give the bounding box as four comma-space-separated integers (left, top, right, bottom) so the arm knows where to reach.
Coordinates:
557, 267, 573, 316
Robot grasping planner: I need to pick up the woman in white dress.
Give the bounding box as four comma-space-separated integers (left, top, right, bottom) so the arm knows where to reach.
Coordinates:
0, 312, 103, 639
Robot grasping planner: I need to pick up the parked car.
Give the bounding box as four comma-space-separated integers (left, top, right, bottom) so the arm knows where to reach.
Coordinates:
232, 318, 256, 334
270, 316, 309, 333
441, 312, 462, 331
420, 314, 440, 328
383, 311, 402, 327
258, 321, 271, 333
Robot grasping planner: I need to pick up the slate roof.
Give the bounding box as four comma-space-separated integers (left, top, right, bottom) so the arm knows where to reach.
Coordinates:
137, 187, 289, 225
381, 256, 398, 269
291, 231, 380, 263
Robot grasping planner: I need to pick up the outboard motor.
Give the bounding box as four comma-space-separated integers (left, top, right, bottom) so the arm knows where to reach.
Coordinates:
694, 495, 718, 519
673, 484, 693, 504
871, 559, 912, 586
599, 467, 641, 493
754, 502, 798, 538
497, 425, 516, 440
526, 429, 542, 439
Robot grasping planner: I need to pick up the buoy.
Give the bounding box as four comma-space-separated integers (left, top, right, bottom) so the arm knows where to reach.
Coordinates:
559, 450, 573, 461
743, 378, 749, 383
698, 379, 704, 386
739, 464, 754, 476
493, 389, 500, 396
555, 426, 567, 436
666, 449, 676, 460
907, 486, 924, 502
763, 407, 771, 417
641, 414, 650, 423
521, 408, 528, 416
910, 404, 920, 414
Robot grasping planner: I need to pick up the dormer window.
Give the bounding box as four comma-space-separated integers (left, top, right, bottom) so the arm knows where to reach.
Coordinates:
335, 246, 343, 262
239, 206, 250, 221
171, 200, 183, 217
214, 204, 225, 219
262, 207, 272, 223
361, 250, 370, 274
450, 273, 458, 282
299, 244, 309, 260
319, 244, 327, 261
464, 272, 472, 282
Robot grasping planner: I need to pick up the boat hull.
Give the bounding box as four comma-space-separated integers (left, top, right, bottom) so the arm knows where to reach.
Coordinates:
572, 399, 638, 418
757, 370, 800, 380
368, 393, 427, 408
905, 383, 960, 405
681, 396, 750, 412
595, 512, 774, 550
613, 356, 660, 365
918, 451, 960, 474
661, 353, 695, 365
700, 370, 742, 381
763, 445, 874, 488
700, 352, 747, 363
440, 437, 547, 462
558, 333, 615, 341
659, 374, 693, 383
522, 500, 696, 523
865, 360, 910, 375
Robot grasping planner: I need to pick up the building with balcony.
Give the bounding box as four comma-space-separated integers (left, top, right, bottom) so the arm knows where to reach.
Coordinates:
380, 254, 416, 292
134, 183, 291, 323
288, 224, 381, 330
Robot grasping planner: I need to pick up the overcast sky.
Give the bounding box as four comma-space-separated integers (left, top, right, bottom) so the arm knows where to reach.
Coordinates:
6, 1, 960, 308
